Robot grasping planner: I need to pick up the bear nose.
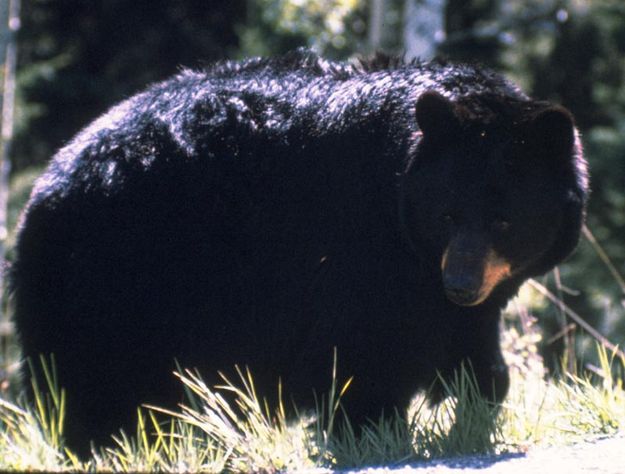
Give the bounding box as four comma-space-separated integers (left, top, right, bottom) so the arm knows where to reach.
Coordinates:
444, 281, 480, 306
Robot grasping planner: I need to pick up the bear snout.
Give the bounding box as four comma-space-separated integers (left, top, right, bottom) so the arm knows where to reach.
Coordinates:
442, 243, 512, 306
444, 279, 481, 306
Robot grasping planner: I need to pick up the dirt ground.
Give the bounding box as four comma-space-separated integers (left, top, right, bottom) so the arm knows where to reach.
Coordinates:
341, 435, 625, 474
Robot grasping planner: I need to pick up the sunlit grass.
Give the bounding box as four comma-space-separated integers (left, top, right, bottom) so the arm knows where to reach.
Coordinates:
500, 344, 625, 451
1, 331, 624, 472
0, 397, 70, 471
93, 410, 229, 473
0, 356, 79, 471
149, 367, 323, 473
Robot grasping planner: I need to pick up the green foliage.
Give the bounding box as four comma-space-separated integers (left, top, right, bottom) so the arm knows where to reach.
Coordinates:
237, 0, 366, 58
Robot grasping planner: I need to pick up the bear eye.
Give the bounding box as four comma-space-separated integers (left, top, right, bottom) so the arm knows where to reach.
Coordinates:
492, 218, 511, 232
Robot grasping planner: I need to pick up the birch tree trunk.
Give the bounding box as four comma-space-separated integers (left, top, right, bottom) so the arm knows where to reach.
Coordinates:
0, 0, 20, 324
368, 0, 385, 51
403, 0, 445, 60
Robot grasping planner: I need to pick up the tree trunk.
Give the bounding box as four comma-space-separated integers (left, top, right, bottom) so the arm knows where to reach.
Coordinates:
368, 0, 385, 51
403, 0, 445, 60
0, 0, 20, 333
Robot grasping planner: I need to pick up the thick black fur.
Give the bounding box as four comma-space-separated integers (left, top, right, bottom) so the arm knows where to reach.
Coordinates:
10, 49, 588, 454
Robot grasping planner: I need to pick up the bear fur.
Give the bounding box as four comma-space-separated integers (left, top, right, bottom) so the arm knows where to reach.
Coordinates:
10, 49, 588, 454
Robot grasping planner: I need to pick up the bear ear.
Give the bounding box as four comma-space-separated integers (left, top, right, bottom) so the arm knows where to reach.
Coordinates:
415, 91, 459, 139
529, 106, 576, 159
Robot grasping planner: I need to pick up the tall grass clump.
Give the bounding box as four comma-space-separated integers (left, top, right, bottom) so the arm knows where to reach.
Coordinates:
501, 341, 625, 450
0, 356, 80, 471
92, 410, 229, 472
149, 367, 324, 473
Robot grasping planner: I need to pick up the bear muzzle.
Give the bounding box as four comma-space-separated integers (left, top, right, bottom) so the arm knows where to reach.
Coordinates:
441, 243, 512, 307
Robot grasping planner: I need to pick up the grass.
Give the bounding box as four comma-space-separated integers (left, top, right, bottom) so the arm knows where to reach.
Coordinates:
0, 324, 624, 472
500, 344, 625, 449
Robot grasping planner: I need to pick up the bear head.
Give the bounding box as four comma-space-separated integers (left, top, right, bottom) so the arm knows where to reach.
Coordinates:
401, 91, 588, 307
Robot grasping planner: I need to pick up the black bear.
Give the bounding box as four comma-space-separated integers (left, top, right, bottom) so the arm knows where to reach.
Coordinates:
10, 49, 588, 455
